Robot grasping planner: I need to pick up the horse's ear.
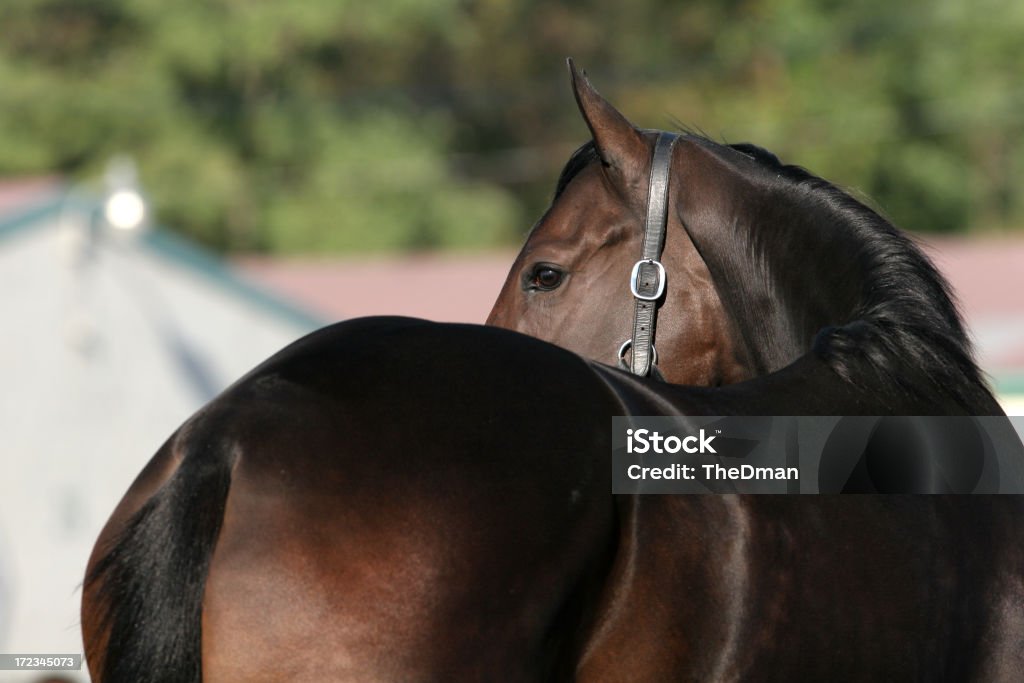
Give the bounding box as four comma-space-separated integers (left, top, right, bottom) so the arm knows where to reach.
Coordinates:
568, 58, 647, 181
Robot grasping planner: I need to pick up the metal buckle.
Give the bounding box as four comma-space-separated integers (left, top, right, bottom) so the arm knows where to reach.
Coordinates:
617, 339, 658, 370
630, 258, 666, 301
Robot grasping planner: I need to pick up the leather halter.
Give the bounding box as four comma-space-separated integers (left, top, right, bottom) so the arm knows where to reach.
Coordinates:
618, 132, 679, 378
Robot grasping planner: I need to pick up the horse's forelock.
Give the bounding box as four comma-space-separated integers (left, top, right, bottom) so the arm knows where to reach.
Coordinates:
554, 140, 601, 199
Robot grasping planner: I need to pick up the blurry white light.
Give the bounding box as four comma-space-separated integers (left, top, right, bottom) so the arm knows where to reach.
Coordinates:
104, 189, 147, 231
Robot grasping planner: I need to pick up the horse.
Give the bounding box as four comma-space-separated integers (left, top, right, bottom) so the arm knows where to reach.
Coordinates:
81, 63, 1024, 681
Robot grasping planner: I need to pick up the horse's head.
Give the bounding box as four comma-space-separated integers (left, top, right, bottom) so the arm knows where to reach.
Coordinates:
487, 61, 755, 386
489, 61, 991, 411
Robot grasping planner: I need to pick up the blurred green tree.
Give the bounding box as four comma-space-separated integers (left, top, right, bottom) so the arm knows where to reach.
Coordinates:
0, 0, 1021, 252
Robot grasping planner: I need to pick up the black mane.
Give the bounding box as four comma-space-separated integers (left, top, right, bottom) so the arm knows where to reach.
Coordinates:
730, 140, 993, 411
552, 136, 995, 411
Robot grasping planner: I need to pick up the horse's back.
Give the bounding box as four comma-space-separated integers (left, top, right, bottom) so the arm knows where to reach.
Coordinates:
85, 317, 621, 682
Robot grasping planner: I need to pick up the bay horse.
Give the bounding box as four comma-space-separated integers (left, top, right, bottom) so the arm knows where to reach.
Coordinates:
82, 64, 1024, 681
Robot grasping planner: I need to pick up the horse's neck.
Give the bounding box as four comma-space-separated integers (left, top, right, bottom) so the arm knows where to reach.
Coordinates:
674, 144, 995, 412
699, 199, 867, 376
697, 243, 827, 376
672, 143, 836, 374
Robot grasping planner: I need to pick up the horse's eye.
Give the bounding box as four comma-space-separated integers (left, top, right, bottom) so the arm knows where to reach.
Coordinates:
527, 265, 565, 291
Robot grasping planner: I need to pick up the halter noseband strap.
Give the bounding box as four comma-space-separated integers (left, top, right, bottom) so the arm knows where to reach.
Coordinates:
619, 132, 679, 378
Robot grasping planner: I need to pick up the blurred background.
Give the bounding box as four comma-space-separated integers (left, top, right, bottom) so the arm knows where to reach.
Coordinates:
1, 0, 1022, 679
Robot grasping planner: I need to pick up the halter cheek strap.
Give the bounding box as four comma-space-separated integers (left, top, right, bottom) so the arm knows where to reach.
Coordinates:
619, 132, 679, 378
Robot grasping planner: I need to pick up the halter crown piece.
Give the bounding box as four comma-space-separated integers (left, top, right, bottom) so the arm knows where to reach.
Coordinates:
618, 132, 679, 378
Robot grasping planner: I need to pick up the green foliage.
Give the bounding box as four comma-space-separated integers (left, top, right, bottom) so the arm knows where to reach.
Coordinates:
1, 0, 1021, 252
